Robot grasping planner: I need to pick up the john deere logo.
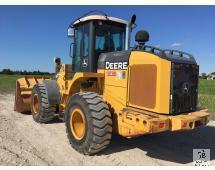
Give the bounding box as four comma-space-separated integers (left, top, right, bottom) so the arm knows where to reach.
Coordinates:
105, 62, 128, 70
182, 82, 189, 93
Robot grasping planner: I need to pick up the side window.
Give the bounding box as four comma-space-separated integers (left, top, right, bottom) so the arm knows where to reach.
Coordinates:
73, 23, 89, 72
112, 31, 125, 51
95, 23, 126, 54
74, 25, 83, 72
83, 24, 89, 58
95, 35, 105, 51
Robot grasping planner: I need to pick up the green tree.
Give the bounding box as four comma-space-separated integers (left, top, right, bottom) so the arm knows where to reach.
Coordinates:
201, 73, 207, 79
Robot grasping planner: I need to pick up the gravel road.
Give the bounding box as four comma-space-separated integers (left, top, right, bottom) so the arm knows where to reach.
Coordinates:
0, 94, 214, 166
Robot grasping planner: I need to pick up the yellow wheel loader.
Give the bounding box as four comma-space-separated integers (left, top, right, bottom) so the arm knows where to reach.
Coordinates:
14, 11, 210, 155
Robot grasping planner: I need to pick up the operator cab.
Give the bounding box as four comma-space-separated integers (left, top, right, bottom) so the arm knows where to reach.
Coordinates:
68, 14, 131, 73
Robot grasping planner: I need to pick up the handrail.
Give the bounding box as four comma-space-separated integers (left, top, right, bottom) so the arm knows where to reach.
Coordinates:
133, 45, 196, 63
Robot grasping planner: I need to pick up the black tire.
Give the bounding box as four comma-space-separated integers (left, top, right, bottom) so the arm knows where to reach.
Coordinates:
65, 92, 112, 155
31, 84, 56, 123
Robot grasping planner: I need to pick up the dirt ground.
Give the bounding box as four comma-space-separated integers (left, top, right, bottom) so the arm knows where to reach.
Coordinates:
0, 94, 215, 166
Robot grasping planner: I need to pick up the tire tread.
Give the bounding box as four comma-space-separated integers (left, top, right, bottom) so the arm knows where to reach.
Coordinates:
65, 92, 112, 155
31, 84, 56, 123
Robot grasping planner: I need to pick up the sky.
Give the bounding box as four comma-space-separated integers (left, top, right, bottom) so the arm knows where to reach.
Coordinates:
0, 6, 215, 73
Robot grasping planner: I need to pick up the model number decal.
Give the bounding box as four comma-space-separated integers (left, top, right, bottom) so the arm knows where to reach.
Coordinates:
105, 62, 128, 70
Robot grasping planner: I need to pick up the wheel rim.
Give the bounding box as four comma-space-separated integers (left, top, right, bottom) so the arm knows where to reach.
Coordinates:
70, 108, 86, 140
33, 94, 39, 113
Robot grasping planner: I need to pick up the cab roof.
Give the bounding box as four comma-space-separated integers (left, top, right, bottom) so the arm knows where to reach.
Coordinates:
73, 15, 129, 26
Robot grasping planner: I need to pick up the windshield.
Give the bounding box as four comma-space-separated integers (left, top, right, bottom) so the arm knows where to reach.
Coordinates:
95, 21, 126, 56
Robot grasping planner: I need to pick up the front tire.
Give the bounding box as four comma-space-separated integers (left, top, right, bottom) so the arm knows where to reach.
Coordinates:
65, 92, 112, 155
31, 84, 56, 123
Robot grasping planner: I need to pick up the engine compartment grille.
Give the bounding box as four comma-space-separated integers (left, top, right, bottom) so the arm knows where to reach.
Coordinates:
170, 63, 199, 114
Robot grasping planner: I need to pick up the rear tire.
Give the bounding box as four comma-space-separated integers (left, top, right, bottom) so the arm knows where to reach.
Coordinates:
65, 92, 112, 155
31, 84, 56, 123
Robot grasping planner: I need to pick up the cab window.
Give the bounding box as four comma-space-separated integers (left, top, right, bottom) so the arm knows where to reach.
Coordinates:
95, 21, 126, 56
73, 23, 89, 72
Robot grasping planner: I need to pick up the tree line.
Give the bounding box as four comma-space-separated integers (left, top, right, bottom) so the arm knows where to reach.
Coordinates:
200, 72, 215, 79
0, 68, 53, 75
1, 68, 214, 79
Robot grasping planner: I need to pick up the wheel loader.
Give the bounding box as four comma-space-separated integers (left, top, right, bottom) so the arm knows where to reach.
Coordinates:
14, 11, 210, 155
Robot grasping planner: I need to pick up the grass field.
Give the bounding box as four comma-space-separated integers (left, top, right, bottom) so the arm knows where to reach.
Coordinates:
0, 74, 22, 94
0, 74, 215, 119
198, 79, 215, 119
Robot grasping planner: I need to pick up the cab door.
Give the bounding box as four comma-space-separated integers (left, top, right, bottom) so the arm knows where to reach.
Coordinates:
72, 23, 90, 72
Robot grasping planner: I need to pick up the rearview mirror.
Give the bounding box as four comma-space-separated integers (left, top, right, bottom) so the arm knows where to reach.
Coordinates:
68, 27, 74, 38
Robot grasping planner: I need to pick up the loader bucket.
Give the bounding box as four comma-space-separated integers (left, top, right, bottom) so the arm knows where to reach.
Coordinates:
14, 76, 51, 113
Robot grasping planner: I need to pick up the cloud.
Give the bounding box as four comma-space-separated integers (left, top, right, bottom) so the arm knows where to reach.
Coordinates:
155, 44, 161, 48
171, 42, 183, 47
